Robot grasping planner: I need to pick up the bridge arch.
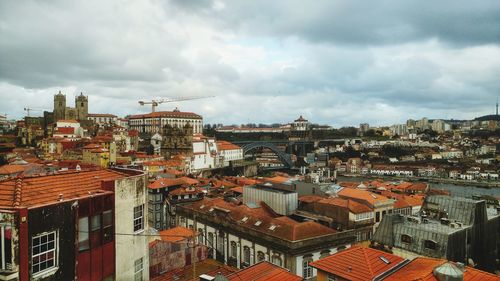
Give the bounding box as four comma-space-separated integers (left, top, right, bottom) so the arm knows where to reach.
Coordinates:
241, 142, 293, 168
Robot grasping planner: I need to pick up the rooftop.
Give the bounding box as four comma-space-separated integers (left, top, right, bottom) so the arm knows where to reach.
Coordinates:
310, 246, 405, 281
383, 257, 500, 281
157, 226, 196, 243
0, 169, 128, 208
226, 261, 302, 281
183, 198, 336, 242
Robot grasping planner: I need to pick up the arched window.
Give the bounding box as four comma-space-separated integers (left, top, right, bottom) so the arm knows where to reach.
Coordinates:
230, 241, 237, 258
424, 240, 438, 250
243, 246, 251, 265
303, 255, 313, 279
401, 234, 412, 244
257, 251, 265, 262
272, 255, 282, 267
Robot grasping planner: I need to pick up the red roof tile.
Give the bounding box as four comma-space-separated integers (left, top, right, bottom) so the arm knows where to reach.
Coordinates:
226, 261, 302, 281
384, 257, 500, 281
0, 169, 127, 208
157, 226, 195, 243
310, 246, 405, 281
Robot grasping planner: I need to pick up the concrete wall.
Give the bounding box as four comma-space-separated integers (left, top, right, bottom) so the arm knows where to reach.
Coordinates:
114, 174, 149, 281
243, 186, 298, 215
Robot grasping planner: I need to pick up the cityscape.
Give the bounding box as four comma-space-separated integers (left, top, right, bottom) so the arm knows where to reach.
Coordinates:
0, 1, 500, 281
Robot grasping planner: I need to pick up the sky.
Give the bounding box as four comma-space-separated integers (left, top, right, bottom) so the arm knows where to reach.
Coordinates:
1, 0, 500, 127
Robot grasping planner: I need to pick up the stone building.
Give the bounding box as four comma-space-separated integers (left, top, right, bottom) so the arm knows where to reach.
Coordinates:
160, 123, 193, 158
53, 91, 88, 122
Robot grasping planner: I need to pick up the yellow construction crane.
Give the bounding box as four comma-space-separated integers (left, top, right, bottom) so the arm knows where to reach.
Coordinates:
138, 96, 214, 112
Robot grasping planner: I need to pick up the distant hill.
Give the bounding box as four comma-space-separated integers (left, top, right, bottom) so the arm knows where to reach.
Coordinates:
475, 114, 500, 121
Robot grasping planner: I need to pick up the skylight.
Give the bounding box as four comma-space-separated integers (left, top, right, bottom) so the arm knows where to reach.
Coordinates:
199, 204, 205, 209
254, 220, 262, 226
269, 225, 277, 231
241, 216, 248, 222
379, 256, 390, 264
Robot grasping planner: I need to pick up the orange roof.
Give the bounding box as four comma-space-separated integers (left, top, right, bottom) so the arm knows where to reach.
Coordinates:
216, 140, 241, 151
185, 198, 336, 241
384, 257, 500, 281
226, 261, 301, 281
318, 197, 373, 214
230, 186, 243, 194
338, 188, 392, 207
149, 178, 185, 189
88, 113, 117, 117
263, 176, 292, 184
158, 226, 196, 243
169, 186, 204, 196
310, 246, 405, 281
0, 169, 127, 208
0, 165, 27, 175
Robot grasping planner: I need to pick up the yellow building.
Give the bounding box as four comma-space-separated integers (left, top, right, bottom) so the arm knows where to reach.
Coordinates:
82, 144, 110, 168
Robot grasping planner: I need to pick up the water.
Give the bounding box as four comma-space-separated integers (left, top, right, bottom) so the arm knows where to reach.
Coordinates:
336, 176, 500, 198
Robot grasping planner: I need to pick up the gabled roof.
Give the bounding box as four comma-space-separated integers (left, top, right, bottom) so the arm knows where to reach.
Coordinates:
383, 257, 499, 281
338, 188, 392, 207
226, 261, 302, 281
216, 140, 241, 151
310, 246, 405, 281
0, 169, 128, 208
157, 226, 195, 243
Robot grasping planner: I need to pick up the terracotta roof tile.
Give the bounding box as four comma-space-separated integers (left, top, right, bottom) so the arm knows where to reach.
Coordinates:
0, 169, 127, 208
384, 257, 500, 281
227, 261, 301, 281
157, 226, 195, 243
310, 246, 405, 281
128, 111, 202, 119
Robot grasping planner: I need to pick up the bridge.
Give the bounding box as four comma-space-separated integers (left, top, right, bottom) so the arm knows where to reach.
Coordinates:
240, 142, 294, 168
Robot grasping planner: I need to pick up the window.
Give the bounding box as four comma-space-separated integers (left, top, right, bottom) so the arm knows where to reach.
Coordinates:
0, 225, 12, 270
134, 257, 144, 281
230, 241, 237, 258
103, 210, 113, 244
91, 214, 101, 247
78, 217, 90, 251
243, 246, 251, 265
401, 234, 412, 244
424, 240, 437, 250
134, 205, 144, 232
32, 232, 57, 275
257, 251, 265, 262
327, 274, 337, 281
376, 212, 380, 222
272, 255, 282, 267
303, 255, 313, 278
320, 249, 331, 259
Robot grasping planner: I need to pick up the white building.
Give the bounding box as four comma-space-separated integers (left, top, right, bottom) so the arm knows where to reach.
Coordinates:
176, 197, 355, 279
113, 169, 150, 281
88, 113, 118, 126
217, 141, 244, 167
128, 109, 203, 134
53, 119, 84, 138
189, 135, 220, 172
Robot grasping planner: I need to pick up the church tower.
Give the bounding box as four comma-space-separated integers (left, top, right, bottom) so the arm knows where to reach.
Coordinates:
75, 92, 88, 121
53, 91, 66, 121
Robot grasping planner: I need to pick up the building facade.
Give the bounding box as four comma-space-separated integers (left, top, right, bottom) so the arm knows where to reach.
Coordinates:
53, 91, 88, 122
128, 109, 203, 135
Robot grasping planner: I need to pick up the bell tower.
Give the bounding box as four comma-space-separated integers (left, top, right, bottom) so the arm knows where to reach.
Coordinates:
75, 92, 88, 121
53, 91, 66, 121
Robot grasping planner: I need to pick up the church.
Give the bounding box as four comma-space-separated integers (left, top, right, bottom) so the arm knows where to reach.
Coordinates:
53, 91, 88, 121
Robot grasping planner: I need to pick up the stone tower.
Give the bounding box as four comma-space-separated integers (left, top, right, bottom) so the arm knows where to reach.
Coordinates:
75, 92, 88, 121
53, 91, 66, 121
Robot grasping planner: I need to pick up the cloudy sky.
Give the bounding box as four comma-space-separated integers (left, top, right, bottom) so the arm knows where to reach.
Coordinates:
1, 0, 500, 127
